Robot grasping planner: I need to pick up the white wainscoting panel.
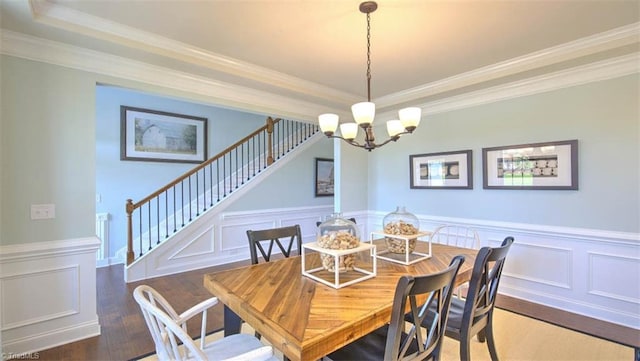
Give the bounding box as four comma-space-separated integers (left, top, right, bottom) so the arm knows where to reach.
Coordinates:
1, 266, 80, 330
125, 206, 639, 330
367, 212, 639, 329
588, 252, 640, 303
0, 237, 101, 355
220, 221, 276, 252
125, 205, 335, 282
501, 242, 572, 289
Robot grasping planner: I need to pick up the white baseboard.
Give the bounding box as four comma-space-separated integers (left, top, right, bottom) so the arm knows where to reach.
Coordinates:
1, 320, 100, 357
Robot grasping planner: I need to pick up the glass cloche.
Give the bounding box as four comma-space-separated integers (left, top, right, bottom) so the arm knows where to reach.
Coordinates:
382, 206, 420, 254
317, 213, 360, 272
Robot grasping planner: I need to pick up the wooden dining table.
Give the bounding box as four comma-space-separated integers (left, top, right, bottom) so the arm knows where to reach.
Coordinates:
203, 242, 478, 361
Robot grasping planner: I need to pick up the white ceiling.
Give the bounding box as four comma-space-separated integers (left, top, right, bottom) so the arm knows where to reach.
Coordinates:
1, 0, 639, 119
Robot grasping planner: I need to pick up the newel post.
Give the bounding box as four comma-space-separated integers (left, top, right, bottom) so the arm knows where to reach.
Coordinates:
126, 199, 135, 265
266, 117, 275, 165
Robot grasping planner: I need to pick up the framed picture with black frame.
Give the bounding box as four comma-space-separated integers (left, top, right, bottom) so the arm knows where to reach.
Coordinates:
315, 158, 334, 197
482, 139, 578, 190
409, 150, 473, 189
121, 106, 208, 164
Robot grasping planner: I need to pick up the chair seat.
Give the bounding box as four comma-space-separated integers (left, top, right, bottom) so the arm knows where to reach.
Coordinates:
205, 334, 277, 361
134, 285, 278, 361
420, 297, 476, 340
327, 325, 419, 361
328, 256, 464, 361
444, 297, 465, 330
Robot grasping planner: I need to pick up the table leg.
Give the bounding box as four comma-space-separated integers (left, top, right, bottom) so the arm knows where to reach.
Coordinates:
223, 305, 242, 336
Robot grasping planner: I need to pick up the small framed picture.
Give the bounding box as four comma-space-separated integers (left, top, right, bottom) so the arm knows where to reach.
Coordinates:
410, 150, 473, 189
120, 106, 208, 164
315, 158, 334, 197
482, 139, 578, 190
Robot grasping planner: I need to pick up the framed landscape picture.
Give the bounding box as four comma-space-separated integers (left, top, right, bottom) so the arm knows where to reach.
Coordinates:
410, 150, 473, 189
315, 158, 334, 197
482, 139, 578, 190
120, 106, 208, 164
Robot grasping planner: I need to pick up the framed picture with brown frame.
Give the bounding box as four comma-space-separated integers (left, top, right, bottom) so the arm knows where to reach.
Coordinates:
120, 106, 208, 164
409, 150, 473, 189
315, 158, 334, 197
482, 139, 578, 190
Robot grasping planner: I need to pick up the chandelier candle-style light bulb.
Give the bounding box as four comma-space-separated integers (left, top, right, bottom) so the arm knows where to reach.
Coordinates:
317, 1, 421, 151
398, 107, 421, 131
340, 123, 359, 140
351, 102, 376, 126
386, 120, 405, 137
319, 113, 339, 135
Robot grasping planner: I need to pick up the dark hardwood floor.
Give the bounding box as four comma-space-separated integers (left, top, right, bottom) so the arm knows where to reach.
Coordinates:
32, 262, 638, 361
36, 261, 250, 361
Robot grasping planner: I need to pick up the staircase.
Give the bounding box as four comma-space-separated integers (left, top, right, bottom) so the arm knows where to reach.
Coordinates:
124, 117, 320, 279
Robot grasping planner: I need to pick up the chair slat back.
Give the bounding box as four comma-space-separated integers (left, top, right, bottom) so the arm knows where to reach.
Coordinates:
133, 285, 207, 361
385, 255, 465, 361
247, 225, 302, 264
464, 237, 514, 325
430, 225, 480, 249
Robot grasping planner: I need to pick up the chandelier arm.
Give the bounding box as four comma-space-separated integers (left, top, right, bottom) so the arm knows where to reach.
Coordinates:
325, 135, 366, 148
323, 128, 413, 151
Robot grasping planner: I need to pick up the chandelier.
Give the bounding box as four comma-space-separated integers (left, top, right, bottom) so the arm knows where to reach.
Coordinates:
318, 1, 421, 151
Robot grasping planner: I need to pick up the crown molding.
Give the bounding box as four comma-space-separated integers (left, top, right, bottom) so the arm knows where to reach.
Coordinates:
373, 52, 639, 121
0, 30, 332, 122
2, 30, 637, 124
27, 0, 638, 109
27, 0, 360, 106
416, 52, 640, 117
376, 22, 640, 107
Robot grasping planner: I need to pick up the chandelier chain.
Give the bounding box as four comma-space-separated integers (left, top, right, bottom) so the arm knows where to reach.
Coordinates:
366, 12, 372, 102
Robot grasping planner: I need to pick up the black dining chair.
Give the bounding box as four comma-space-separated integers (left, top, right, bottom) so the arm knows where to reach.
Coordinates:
327, 255, 465, 361
244, 224, 302, 359
246, 224, 303, 264
423, 236, 514, 361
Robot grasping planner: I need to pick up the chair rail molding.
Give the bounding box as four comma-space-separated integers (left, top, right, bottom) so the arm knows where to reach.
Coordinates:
0, 237, 101, 355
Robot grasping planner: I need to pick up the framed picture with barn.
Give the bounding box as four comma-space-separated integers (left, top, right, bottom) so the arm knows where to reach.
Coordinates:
120, 106, 207, 164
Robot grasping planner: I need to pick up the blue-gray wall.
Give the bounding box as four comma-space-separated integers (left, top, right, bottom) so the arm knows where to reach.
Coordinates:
1, 54, 637, 252
1, 56, 96, 245
369, 74, 639, 232
96, 85, 271, 257
0, 56, 334, 249
224, 139, 334, 212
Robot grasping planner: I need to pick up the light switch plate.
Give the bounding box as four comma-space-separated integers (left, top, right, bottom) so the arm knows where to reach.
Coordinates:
31, 204, 56, 220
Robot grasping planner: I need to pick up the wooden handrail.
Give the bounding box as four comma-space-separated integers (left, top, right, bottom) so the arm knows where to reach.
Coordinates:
124, 116, 315, 265
128, 117, 281, 210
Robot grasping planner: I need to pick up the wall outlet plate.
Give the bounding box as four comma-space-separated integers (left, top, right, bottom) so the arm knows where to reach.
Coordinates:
31, 204, 56, 220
